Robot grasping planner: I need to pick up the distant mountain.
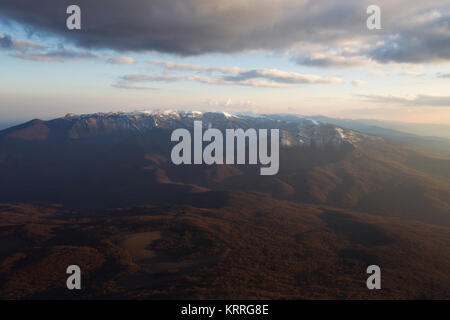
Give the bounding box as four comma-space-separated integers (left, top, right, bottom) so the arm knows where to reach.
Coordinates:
1, 110, 449, 227
354, 119, 450, 139
0, 121, 20, 131
308, 115, 450, 156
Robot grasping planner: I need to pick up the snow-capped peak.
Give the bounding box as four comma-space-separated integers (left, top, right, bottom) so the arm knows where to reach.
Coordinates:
222, 111, 235, 119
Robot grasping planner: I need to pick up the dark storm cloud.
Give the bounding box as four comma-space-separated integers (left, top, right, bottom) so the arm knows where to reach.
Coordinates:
0, 0, 368, 54
368, 14, 450, 63
0, 0, 449, 64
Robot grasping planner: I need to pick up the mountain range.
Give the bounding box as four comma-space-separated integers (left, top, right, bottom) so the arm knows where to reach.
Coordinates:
0, 110, 449, 299
1, 110, 449, 225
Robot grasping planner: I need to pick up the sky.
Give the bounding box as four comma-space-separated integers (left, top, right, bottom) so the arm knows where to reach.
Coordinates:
0, 0, 450, 124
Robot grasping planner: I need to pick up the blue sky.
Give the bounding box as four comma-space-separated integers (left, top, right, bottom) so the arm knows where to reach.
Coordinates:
1, 0, 450, 124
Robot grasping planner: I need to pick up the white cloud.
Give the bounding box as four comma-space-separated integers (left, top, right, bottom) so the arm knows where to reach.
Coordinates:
370, 70, 389, 77
359, 94, 450, 107
351, 80, 367, 87
294, 47, 375, 68
15, 48, 98, 62
107, 56, 135, 65
148, 60, 244, 74
401, 71, 424, 77
117, 61, 344, 89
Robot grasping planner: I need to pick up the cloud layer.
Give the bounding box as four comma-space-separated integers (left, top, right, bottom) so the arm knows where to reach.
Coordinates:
107, 56, 135, 65
360, 94, 450, 107
15, 47, 98, 62
118, 60, 343, 89
1, 0, 449, 64
0, 33, 45, 51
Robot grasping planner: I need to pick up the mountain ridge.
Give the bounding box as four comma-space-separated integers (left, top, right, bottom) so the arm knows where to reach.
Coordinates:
0, 110, 449, 227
